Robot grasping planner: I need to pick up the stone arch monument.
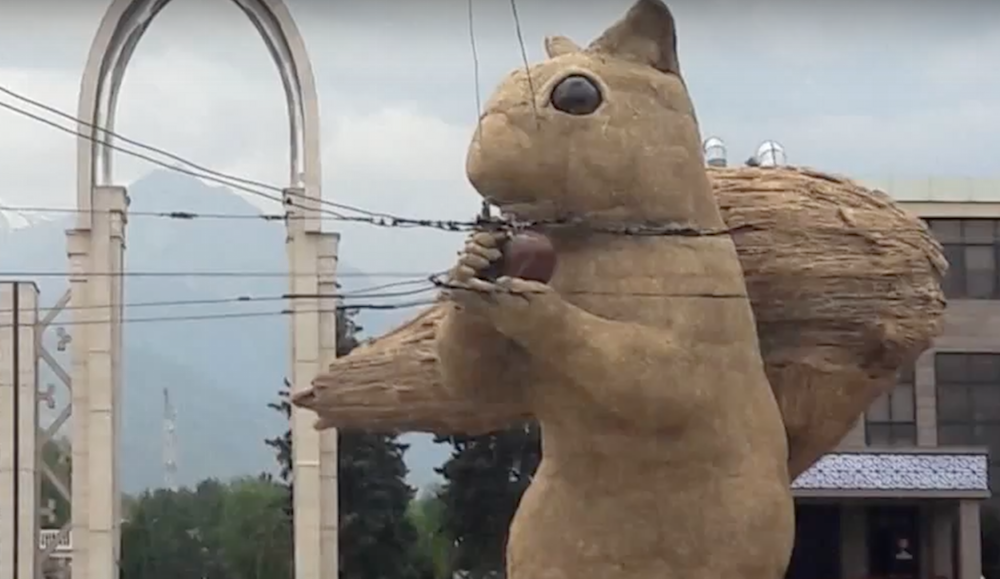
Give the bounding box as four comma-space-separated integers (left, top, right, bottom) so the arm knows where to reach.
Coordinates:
68, 1, 336, 578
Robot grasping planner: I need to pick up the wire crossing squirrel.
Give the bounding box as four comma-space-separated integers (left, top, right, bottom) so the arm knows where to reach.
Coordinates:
438, 2, 795, 578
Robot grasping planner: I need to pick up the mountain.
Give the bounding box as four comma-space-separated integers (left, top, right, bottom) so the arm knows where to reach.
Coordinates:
0, 201, 55, 238
0, 170, 448, 492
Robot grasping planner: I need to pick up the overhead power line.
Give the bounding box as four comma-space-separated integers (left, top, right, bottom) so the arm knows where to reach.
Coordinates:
0, 85, 749, 239
0, 300, 439, 330
0, 282, 438, 317
0, 84, 392, 221
0, 270, 438, 279
0, 94, 474, 231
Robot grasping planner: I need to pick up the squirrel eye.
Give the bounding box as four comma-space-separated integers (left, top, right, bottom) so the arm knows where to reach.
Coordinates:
550, 74, 602, 115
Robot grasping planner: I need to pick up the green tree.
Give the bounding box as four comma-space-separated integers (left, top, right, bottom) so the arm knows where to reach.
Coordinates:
120, 486, 219, 579
434, 423, 541, 579
218, 477, 294, 579
266, 308, 422, 579
120, 477, 293, 579
407, 488, 454, 579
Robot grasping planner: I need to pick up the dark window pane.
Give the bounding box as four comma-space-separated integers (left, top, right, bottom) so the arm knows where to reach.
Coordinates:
898, 363, 916, 385
966, 245, 997, 299
930, 219, 963, 244
939, 424, 974, 446
890, 423, 917, 446
967, 271, 997, 299
989, 466, 1000, 493
973, 385, 1000, 421
964, 220, 997, 243
937, 384, 971, 421
969, 354, 1000, 383
868, 392, 890, 422
976, 425, 1000, 455
891, 384, 915, 421
867, 423, 892, 446
941, 244, 966, 298
937, 353, 969, 383
967, 245, 996, 270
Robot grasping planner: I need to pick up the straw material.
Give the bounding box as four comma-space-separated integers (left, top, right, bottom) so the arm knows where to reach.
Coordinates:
296, 165, 946, 477
295, 1, 946, 577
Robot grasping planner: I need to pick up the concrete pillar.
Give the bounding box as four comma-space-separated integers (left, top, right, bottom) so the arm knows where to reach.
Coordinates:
0, 282, 41, 579
0, 286, 15, 579
285, 187, 334, 579
840, 504, 868, 579
108, 188, 126, 566
317, 232, 340, 577
958, 500, 981, 579
915, 351, 938, 447
920, 504, 933, 579
66, 229, 91, 579
85, 186, 127, 579
932, 503, 955, 579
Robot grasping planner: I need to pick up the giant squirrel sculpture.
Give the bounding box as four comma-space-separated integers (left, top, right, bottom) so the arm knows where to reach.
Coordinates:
294, 2, 947, 578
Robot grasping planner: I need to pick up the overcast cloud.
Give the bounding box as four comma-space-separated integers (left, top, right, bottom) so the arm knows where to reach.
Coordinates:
1, 0, 998, 273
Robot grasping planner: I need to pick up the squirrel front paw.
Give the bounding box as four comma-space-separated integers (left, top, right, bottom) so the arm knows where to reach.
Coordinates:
452, 231, 506, 284
446, 231, 505, 315
488, 276, 563, 339
447, 231, 565, 340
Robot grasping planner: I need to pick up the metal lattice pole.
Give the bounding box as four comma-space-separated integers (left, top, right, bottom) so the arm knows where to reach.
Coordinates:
163, 388, 178, 492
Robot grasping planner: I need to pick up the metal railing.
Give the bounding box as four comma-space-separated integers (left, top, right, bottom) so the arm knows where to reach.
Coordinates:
39, 529, 72, 556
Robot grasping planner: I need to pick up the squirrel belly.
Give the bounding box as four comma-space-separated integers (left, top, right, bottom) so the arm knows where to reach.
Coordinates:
507, 452, 794, 579
437, 233, 795, 579
445, 1, 797, 578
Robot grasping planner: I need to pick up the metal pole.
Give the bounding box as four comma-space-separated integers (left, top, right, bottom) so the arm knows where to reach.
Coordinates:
12, 284, 20, 579
0, 282, 16, 579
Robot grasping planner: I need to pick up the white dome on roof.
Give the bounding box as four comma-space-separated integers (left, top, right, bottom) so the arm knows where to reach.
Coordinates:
703, 136, 727, 167
756, 140, 787, 167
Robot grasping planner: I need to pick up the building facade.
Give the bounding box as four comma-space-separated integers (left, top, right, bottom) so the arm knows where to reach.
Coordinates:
785, 177, 1000, 579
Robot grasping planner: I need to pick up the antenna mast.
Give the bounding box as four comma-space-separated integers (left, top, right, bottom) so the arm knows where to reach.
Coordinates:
163, 387, 178, 491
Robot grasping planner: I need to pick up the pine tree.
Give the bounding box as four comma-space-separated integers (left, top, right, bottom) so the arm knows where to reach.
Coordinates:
266, 308, 422, 579
434, 423, 541, 579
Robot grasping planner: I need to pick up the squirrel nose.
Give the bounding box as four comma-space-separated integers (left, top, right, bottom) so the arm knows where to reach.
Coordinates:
550, 74, 603, 116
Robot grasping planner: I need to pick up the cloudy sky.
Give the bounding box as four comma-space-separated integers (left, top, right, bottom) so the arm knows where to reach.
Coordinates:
1, 0, 998, 274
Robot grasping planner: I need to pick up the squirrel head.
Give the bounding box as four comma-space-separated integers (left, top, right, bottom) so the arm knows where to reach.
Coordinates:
466, 0, 723, 229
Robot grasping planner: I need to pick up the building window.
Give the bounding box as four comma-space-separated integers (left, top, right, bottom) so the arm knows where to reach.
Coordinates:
926, 218, 1000, 299
866, 363, 917, 446
935, 353, 1000, 487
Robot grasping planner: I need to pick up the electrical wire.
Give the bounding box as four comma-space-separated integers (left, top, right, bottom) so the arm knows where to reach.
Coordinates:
0, 270, 436, 279
508, 0, 539, 123
0, 284, 438, 316
1, 205, 288, 221
0, 99, 292, 212
0, 300, 438, 330
0, 84, 393, 221
0, 201, 484, 232
0, 95, 455, 229
0, 86, 747, 239
466, 0, 484, 137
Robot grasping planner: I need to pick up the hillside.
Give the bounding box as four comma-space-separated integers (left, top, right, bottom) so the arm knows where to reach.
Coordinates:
0, 170, 448, 491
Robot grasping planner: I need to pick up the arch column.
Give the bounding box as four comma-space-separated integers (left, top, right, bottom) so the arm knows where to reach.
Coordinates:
71, 1, 333, 578
0, 282, 41, 579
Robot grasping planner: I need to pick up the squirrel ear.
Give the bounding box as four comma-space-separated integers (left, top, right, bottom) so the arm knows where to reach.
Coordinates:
587, 0, 681, 76
544, 35, 582, 58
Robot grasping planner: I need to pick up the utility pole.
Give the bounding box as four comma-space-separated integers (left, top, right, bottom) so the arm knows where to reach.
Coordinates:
162, 388, 178, 492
